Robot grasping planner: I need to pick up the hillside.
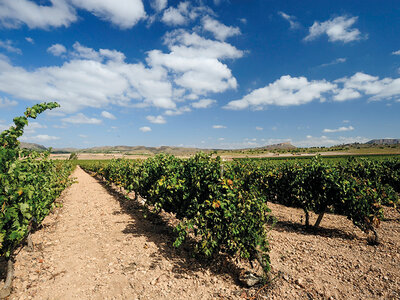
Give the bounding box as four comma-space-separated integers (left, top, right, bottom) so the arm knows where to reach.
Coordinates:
20, 142, 47, 151
366, 139, 400, 145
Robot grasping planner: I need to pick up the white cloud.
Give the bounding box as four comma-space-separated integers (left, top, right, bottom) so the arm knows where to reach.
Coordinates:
392, 50, 400, 55
0, 0, 146, 30
294, 135, 369, 147
0, 31, 243, 115
47, 43, 67, 56
101, 111, 116, 119
62, 113, 102, 124
79, 134, 87, 138
0, 40, 22, 54
139, 126, 151, 132
225, 75, 336, 110
226, 72, 400, 110
320, 57, 346, 67
191, 99, 216, 108
0, 97, 17, 107
333, 88, 361, 101
146, 115, 166, 124
334, 72, 400, 101
323, 126, 354, 133
164, 106, 191, 116
218, 137, 225, 141
256, 126, 263, 131
25, 122, 47, 134
21, 134, 60, 142
202, 16, 240, 41
151, 0, 167, 12
0, 43, 176, 113
0, 0, 77, 29
161, 2, 189, 26
278, 11, 300, 30
69, 0, 146, 29
305, 16, 363, 43
71, 42, 126, 62
147, 30, 243, 95
25, 37, 34, 44
213, 125, 226, 129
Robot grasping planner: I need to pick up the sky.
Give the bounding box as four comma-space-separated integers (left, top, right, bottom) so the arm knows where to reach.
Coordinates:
0, 0, 399, 149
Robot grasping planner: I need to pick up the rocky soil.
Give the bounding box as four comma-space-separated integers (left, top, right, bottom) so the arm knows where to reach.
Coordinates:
1, 166, 399, 299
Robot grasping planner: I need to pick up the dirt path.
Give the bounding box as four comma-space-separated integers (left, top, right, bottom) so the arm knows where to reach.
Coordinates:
9, 167, 242, 300
6, 166, 400, 299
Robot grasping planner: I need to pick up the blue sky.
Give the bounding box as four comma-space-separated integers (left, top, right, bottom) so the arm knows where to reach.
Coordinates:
0, 0, 399, 149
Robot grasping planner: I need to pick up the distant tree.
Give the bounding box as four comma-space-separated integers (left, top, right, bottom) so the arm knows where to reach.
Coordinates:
69, 152, 78, 160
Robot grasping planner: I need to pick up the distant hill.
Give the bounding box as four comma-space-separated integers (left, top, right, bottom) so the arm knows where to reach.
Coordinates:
366, 139, 400, 145
17, 139, 398, 156
80, 145, 209, 155
20, 142, 47, 151
52, 148, 80, 154
257, 142, 297, 150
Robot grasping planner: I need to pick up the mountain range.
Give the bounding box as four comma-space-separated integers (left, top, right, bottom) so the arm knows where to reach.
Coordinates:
18, 139, 400, 154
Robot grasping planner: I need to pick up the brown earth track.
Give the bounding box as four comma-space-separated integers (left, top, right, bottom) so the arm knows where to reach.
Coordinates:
3, 166, 400, 299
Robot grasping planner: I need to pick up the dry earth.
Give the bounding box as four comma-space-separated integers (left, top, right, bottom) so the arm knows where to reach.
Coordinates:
2, 166, 400, 299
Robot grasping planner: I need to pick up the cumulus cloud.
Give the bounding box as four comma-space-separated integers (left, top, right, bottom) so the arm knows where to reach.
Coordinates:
139, 126, 151, 132
20, 134, 60, 142
224, 75, 336, 110
147, 30, 243, 95
0, 29, 242, 114
101, 111, 116, 119
0, 40, 22, 54
161, 2, 189, 26
164, 106, 191, 116
0, 0, 146, 30
62, 113, 102, 124
191, 99, 216, 108
305, 16, 364, 43
256, 126, 263, 131
151, 0, 168, 12
68, 0, 146, 29
323, 126, 354, 133
146, 115, 166, 124
226, 72, 400, 110
213, 125, 226, 129
392, 50, 400, 55
202, 16, 240, 41
0, 97, 17, 107
334, 72, 400, 101
161, 2, 211, 26
47, 43, 67, 56
0, 43, 176, 113
0, 0, 77, 29
278, 11, 300, 30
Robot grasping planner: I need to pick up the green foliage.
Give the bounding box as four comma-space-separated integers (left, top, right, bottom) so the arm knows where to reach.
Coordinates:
68, 152, 78, 160
0, 102, 73, 257
80, 152, 399, 274
81, 153, 272, 275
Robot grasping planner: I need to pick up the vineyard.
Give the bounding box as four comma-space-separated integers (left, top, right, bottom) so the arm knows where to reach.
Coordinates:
0, 103, 73, 297
1, 104, 399, 298
79, 152, 400, 281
